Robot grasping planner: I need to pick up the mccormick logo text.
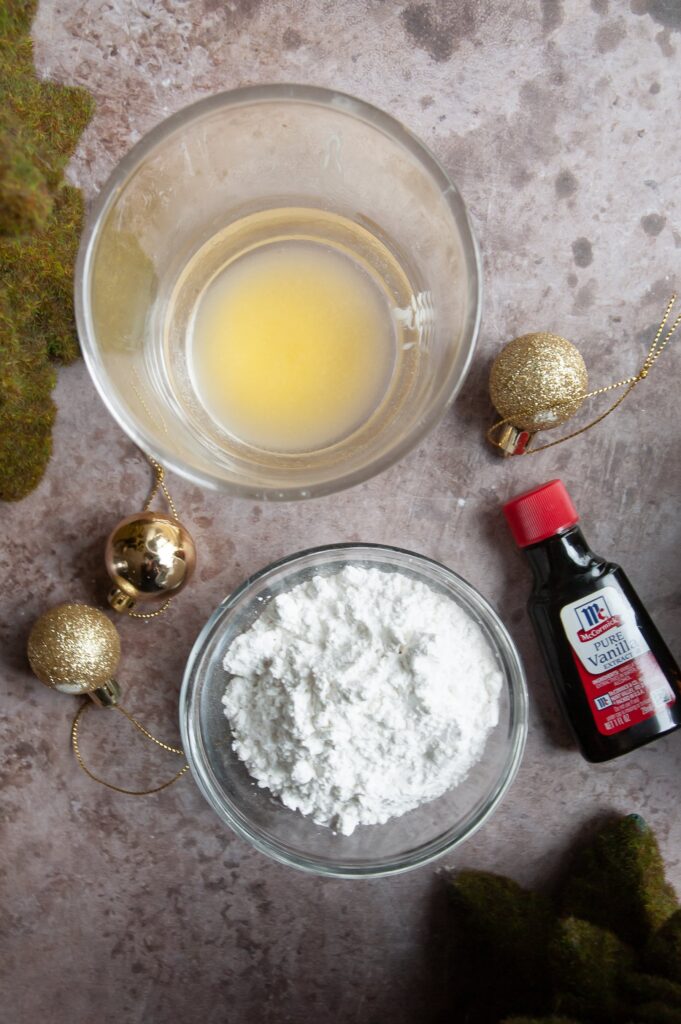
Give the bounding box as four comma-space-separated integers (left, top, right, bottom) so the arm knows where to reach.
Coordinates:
574, 595, 622, 642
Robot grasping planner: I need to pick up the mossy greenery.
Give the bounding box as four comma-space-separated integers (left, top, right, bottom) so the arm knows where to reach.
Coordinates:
0, 0, 93, 500
448, 815, 681, 1023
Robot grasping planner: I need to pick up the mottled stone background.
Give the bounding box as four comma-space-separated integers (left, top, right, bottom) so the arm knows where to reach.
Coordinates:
2, 1, 681, 1021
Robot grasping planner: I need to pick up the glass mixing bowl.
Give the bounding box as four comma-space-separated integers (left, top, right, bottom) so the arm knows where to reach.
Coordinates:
76, 85, 481, 499
180, 544, 527, 878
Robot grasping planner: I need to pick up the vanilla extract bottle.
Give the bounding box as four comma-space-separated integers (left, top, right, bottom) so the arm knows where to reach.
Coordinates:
504, 479, 681, 762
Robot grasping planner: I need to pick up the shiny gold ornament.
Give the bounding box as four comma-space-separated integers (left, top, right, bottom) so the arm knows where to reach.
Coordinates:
27, 603, 121, 704
105, 511, 196, 613
102, 454, 197, 618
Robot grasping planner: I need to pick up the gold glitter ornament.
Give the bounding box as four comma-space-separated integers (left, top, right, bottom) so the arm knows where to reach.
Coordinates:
487, 296, 681, 456
26, 601, 189, 794
485, 296, 675, 456
27, 603, 121, 701
490, 333, 588, 437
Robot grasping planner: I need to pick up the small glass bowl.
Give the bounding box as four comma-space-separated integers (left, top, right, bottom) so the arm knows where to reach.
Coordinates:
76, 85, 481, 500
180, 544, 527, 878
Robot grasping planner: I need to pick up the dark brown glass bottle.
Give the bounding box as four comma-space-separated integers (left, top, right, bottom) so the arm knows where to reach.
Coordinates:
504, 480, 681, 763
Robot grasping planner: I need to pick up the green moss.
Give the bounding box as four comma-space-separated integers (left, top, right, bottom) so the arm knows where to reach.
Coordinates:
2, 185, 86, 363
559, 815, 678, 949
445, 816, 681, 1023
0, 119, 52, 236
626, 972, 681, 1008
0, 0, 94, 500
644, 909, 681, 985
0, 286, 55, 500
627, 1004, 681, 1024
0, 1, 93, 192
449, 870, 554, 1018
550, 916, 633, 1022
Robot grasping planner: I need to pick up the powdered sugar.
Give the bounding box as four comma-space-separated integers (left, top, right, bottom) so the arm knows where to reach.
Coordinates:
221, 565, 502, 836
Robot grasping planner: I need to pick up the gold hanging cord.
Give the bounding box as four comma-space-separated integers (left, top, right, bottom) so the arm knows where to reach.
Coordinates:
71, 701, 189, 796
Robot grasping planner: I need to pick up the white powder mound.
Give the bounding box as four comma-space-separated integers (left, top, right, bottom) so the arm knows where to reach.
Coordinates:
221, 565, 502, 836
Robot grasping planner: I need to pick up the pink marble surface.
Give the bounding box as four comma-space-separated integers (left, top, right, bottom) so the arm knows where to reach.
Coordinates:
2, 1, 681, 1021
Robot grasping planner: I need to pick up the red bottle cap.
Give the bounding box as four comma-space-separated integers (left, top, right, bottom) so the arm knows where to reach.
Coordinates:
503, 479, 579, 548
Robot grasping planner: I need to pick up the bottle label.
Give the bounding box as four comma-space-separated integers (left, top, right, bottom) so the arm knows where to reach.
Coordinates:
560, 586, 676, 736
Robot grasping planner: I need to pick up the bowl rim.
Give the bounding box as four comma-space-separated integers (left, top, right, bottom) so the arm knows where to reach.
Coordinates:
180, 542, 528, 878
75, 83, 483, 501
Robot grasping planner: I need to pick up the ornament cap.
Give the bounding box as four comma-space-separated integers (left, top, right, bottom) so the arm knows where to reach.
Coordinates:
107, 586, 136, 614
491, 422, 533, 457
89, 678, 122, 707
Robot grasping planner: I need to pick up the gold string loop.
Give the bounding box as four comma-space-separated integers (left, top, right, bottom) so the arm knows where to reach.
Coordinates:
71, 701, 189, 796
126, 597, 174, 621
142, 453, 179, 521
487, 294, 681, 454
